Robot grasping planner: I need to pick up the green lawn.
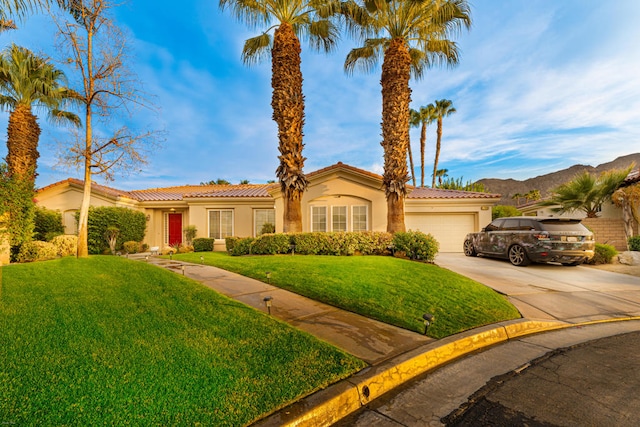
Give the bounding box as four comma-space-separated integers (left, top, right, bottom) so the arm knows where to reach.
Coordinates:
0, 257, 365, 426
172, 253, 521, 339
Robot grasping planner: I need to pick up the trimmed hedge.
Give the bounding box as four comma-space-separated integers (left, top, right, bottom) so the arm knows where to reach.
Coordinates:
629, 236, 640, 252
34, 207, 65, 241
82, 207, 147, 254
123, 241, 140, 254
392, 231, 439, 262
588, 243, 618, 265
17, 241, 58, 263
51, 235, 77, 257
226, 231, 395, 257
194, 238, 215, 252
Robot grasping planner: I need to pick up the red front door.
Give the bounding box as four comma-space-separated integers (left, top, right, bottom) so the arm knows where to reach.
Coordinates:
168, 213, 182, 246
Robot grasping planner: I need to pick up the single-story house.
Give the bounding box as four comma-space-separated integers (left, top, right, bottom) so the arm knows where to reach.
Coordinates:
35, 162, 501, 253
518, 168, 640, 250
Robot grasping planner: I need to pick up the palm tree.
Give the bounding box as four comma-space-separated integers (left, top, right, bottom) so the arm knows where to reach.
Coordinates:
410, 104, 436, 187
435, 168, 448, 186
540, 168, 631, 218
0, 44, 79, 184
219, 0, 341, 232
431, 98, 456, 188
344, 0, 471, 232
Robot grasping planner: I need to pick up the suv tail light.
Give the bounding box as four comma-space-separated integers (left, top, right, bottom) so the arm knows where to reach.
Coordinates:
533, 232, 550, 241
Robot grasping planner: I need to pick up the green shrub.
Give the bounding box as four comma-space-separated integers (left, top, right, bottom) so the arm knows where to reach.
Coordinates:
17, 241, 58, 262
588, 243, 618, 265
34, 207, 65, 241
628, 236, 640, 251
224, 237, 239, 253
260, 222, 275, 234
251, 233, 291, 255
184, 225, 197, 246
80, 207, 146, 254
194, 237, 215, 252
230, 237, 254, 256
492, 205, 522, 220
51, 235, 77, 257
392, 231, 439, 262
123, 241, 140, 254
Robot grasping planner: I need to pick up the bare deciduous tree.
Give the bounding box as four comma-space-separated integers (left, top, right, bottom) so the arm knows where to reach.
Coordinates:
52, 0, 160, 257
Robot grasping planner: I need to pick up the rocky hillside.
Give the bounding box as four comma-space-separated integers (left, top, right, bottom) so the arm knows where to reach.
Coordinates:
478, 153, 640, 206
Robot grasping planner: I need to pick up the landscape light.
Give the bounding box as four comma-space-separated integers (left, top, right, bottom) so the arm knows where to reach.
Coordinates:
145, 255, 149, 262
263, 296, 273, 315
169, 253, 172, 261
422, 313, 434, 335
200, 256, 204, 264
266, 271, 271, 285
181, 265, 185, 275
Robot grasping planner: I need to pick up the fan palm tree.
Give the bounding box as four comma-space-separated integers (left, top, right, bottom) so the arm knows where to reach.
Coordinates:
435, 167, 448, 186
0, 43, 79, 184
540, 168, 631, 218
344, 0, 470, 232
431, 98, 455, 188
410, 103, 436, 187
219, 0, 341, 232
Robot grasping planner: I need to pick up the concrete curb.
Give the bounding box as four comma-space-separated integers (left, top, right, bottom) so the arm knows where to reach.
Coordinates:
255, 317, 640, 427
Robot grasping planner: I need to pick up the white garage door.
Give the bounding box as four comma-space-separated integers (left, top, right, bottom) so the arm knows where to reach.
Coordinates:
405, 213, 476, 253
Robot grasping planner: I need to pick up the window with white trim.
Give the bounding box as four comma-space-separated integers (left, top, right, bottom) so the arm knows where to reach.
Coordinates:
209, 209, 233, 239
352, 205, 368, 232
254, 209, 276, 236
332, 206, 347, 232
311, 206, 327, 232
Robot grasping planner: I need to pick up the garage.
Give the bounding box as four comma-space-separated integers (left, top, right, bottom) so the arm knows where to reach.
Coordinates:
405, 213, 477, 253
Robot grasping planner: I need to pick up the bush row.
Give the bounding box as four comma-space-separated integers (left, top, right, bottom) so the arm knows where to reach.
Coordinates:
224, 231, 439, 262
16, 235, 78, 262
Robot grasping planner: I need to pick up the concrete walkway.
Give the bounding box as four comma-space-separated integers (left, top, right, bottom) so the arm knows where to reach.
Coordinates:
134, 254, 431, 365
131, 253, 640, 426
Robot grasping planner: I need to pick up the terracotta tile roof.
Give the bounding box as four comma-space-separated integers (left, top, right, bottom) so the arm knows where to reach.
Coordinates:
306, 161, 384, 182
37, 178, 135, 199
186, 184, 273, 198
407, 187, 501, 199
623, 168, 640, 186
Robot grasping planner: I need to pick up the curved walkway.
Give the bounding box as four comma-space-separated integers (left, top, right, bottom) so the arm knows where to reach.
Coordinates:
131, 253, 640, 426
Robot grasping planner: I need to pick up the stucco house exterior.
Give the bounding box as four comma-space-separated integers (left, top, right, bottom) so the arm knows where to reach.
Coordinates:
517, 168, 640, 250
35, 162, 501, 253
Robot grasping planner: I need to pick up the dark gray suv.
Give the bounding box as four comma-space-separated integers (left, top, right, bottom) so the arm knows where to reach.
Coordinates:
463, 217, 595, 266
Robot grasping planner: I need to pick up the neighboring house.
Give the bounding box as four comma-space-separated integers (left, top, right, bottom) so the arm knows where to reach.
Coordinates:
35, 162, 500, 253
518, 168, 640, 250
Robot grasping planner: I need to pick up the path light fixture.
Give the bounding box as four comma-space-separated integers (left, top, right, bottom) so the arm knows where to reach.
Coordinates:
290, 244, 296, 255
422, 313, 434, 335
200, 256, 204, 264
266, 271, 271, 285
181, 265, 185, 275
263, 296, 273, 315
169, 253, 172, 261
145, 255, 149, 262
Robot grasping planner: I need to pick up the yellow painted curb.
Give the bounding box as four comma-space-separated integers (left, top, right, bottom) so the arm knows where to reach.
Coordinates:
272, 318, 640, 427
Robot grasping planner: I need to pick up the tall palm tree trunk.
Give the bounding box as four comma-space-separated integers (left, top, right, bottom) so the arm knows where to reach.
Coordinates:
381, 38, 411, 233
420, 122, 426, 187
272, 22, 307, 233
407, 139, 415, 187
6, 104, 40, 184
432, 117, 443, 188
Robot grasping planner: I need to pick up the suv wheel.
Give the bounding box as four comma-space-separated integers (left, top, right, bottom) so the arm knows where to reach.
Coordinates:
508, 244, 530, 266
463, 239, 477, 257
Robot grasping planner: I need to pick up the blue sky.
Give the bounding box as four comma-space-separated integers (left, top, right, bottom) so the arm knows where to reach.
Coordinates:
2, 0, 639, 190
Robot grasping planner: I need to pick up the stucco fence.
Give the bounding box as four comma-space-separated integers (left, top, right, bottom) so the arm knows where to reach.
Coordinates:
582, 218, 637, 251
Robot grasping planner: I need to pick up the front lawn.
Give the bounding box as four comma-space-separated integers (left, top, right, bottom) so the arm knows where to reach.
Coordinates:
0, 257, 365, 426
172, 253, 521, 338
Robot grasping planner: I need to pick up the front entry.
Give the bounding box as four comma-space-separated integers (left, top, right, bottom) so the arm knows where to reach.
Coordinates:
168, 213, 183, 246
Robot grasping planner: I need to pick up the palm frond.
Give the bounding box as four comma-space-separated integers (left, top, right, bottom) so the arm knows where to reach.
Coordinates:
48, 109, 81, 127
308, 19, 339, 52
242, 32, 272, 65
344, 38, 385, 75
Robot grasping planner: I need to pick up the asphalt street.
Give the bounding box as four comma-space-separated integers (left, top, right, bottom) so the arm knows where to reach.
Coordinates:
335, 322, 640, 427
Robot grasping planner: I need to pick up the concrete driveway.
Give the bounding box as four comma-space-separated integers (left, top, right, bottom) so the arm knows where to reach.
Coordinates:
436, 253, 640, 323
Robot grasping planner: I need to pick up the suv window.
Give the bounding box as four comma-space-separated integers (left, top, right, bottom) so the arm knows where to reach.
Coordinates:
502, 219, 520, 230
539, 221, 590, 233
485, 219, 504, 231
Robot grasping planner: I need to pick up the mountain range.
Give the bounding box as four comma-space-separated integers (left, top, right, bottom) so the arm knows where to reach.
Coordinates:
477, 153, 640, 206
